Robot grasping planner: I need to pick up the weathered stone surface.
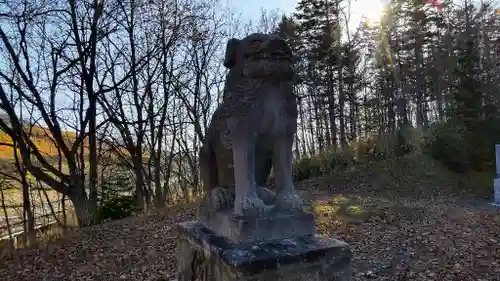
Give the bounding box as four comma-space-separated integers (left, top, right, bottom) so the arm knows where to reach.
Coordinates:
176, 32, 354, 281
494, 145, 500, 207
198, 33, 303, 218
496, 144, 500, 177
206, 185, 276, 212
198, 207, 315, 244
494, 178, 500, 207
176, 221, 352, 281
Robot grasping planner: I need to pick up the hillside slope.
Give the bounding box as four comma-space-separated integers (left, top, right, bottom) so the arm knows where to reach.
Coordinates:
297, 153, 494, 200
0, 125, 89, 160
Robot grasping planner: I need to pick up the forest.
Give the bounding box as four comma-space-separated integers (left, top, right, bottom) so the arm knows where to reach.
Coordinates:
0, 0, 499, 280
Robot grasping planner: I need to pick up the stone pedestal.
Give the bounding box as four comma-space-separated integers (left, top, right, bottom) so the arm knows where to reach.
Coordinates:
198, 208, 316, 244
494, 145, 500, 207
176, 221, 352, 281
494, 178, 500, 207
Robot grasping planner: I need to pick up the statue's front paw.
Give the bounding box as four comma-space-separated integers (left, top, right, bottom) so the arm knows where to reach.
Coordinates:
274, 191, 303, 212
209, 186, 235, 211
256, 186, 276, 205
237, 195, 270, 217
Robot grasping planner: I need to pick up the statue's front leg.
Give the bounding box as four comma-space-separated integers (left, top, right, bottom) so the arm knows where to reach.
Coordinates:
273, 136, 303, 212
227, 118, 266, 217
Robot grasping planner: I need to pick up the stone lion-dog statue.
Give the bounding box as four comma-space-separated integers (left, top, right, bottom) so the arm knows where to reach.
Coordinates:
199, 33, 303, 217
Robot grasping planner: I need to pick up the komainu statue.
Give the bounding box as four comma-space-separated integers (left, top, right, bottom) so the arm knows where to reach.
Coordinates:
178, 33, 351, 278
199, 33, 303, 217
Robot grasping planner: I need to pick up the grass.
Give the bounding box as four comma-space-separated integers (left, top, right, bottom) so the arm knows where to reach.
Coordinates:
309, 194, 371, 224
1, 187, 61, 206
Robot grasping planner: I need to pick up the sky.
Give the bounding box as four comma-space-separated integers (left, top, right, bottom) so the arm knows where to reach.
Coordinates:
236, 0, 298, 17
224, 0, 481, 34
225, 0, 393, 33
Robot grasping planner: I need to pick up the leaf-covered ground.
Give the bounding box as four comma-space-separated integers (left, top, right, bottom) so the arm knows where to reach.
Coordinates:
303, 191, 500, 281
1, 184, 499, 281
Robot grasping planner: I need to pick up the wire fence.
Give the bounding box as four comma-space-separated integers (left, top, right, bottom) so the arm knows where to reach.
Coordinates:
0, 201, 69, 240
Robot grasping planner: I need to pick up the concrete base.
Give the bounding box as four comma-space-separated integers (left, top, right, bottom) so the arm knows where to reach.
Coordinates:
198, 207, 316, 244
175, 221, 352, 281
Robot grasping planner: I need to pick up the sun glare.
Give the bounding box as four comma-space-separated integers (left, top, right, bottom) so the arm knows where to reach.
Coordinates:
356, 0, 387, 25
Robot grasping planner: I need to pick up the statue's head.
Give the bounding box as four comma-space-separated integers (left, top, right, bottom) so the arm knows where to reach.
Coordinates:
223, 33, 294, 81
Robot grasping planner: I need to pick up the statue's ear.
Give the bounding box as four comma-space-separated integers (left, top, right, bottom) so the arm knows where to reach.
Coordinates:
223, 38, 240, 69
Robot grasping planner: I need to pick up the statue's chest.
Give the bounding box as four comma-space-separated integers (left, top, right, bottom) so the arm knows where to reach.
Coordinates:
219, 94, 291, 150
222, 79, 295, 115
247, 83, 298, 140
218, 80, 297, 143
256, 86, 289, 135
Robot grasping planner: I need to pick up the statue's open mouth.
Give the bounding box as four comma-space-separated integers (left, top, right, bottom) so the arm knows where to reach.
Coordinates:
270, 48, 292, 58
249, 53, 292, 62
241, 46, 294, 80
248, 46, 293, 62
268, 47, 293, 61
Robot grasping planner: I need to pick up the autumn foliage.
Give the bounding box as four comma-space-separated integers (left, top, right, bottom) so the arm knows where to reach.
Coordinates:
0, 126, 89, 160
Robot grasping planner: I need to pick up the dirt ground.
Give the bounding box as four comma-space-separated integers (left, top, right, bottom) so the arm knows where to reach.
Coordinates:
0, 183, 499, 281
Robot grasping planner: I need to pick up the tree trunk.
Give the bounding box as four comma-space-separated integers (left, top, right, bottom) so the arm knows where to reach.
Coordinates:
298, 99, 308, 156
337, 65, 346, 149
133, 156, 145, 209
88, 100, 99, 215
68, 187, 92, 227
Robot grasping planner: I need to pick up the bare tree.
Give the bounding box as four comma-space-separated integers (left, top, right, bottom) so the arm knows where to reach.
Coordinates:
0, 0, 138, 226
